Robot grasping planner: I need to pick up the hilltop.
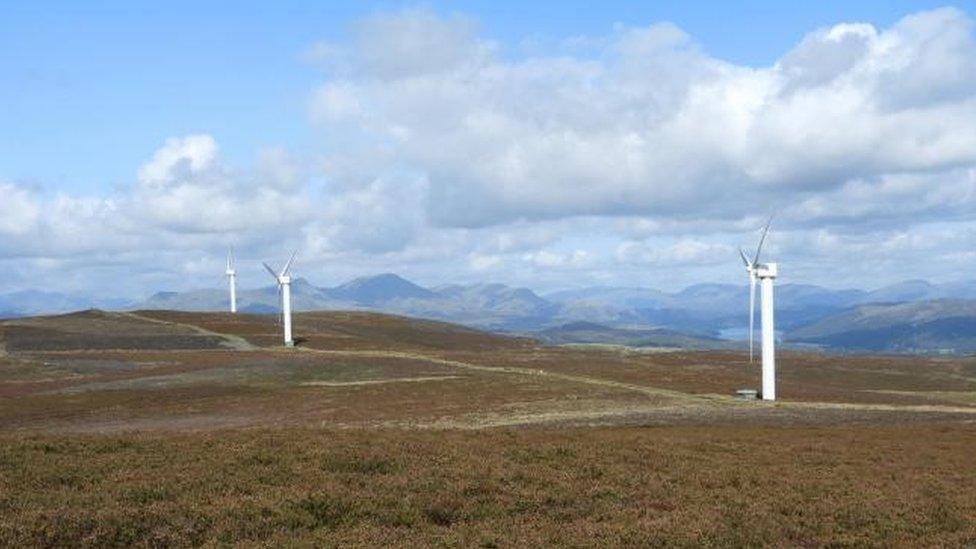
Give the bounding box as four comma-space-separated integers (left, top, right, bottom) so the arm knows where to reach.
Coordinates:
2, 308, 975, 432
1, 309, 975, 545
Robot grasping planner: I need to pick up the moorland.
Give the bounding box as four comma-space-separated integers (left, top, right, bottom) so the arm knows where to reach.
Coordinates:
1, 309, 974, 545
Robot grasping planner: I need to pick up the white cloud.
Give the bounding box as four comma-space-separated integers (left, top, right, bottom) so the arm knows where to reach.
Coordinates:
0, 135, 312, 260
306, 174, 427, 254
129, 136, 312, 235
523, 249, 592, 269
0, 182, 40, 236
310, 82, 365, 124
137, 135, 219, 188
616, 239, 732, 267
256, 147, 304, 192
787, 168, 976, 229
467, 253, 502, 271
352, 9, 489, 79
310, 7, 976, 229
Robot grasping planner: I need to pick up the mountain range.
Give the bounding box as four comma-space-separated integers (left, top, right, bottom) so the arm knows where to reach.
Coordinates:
2, 274, 976, 354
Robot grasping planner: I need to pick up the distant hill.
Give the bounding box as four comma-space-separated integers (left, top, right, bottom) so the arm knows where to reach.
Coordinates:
860, 280, 976, 303
788, 299, 976, 353
534, 321, 733, 350
328, 273, 435, 304
863, 280, 939, 303
136, 277, 351, 313
544, 287, 668, 309
142, 289, 227, 312
416, 283, 556, 329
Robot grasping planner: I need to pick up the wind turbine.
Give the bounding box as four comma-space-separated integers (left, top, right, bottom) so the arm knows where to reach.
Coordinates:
738, 218, 778, 401
263, 251, 297, 347
225, 248, 237, 314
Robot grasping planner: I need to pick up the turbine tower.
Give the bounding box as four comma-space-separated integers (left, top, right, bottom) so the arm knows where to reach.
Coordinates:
739, 218, 778, 401
225, 248, 237, 314
263, 251, 297, 347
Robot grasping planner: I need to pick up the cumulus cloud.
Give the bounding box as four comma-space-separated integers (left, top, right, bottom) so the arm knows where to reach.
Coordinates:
523, 249, 593, 269
786, 168, 976, 230
306, 174, 427, 254
310, 7, 976, 229
352, 9, 489, 79
0, 135, 312, 263
126, 136, 312, 235
0, 182, 41, 236
616, 239, 733, 267
137, 135, 219, 188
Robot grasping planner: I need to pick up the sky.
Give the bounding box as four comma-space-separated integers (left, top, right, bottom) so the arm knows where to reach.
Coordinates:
1, 1, 975, 299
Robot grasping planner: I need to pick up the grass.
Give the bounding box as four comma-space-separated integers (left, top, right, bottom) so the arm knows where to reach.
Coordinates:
0, 425, 974, 546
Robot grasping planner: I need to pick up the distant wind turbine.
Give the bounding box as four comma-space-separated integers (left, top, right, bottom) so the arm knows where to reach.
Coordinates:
263, 251, 297, 347
738, 217, 778, 401
225, 248, 237, 314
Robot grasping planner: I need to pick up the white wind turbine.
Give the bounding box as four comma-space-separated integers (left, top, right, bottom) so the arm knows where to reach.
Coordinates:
739, 218, 778, 401
263, 251, 298, 347
225, 248, 237, 314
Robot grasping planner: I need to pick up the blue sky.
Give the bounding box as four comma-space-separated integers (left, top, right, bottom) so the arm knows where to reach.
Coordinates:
1, 1, 975, 297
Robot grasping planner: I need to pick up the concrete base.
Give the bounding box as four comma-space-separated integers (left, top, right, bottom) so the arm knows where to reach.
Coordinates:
735, 389, 759, 400
284, 341, 295, 348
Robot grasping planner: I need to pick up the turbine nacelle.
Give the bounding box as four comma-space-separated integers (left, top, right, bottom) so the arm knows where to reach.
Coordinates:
754, 262, 777, 279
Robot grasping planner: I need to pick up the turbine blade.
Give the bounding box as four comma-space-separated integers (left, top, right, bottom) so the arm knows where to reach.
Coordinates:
280, 250, 298, 277
738, 247, 751, 267
227, 248, 233, 271
262, 262, 279, 281
753, 215, 773, 265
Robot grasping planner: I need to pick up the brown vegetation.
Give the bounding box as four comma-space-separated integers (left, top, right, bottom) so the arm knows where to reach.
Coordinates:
1, 425, 974, 546
0, 309, 975, 545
